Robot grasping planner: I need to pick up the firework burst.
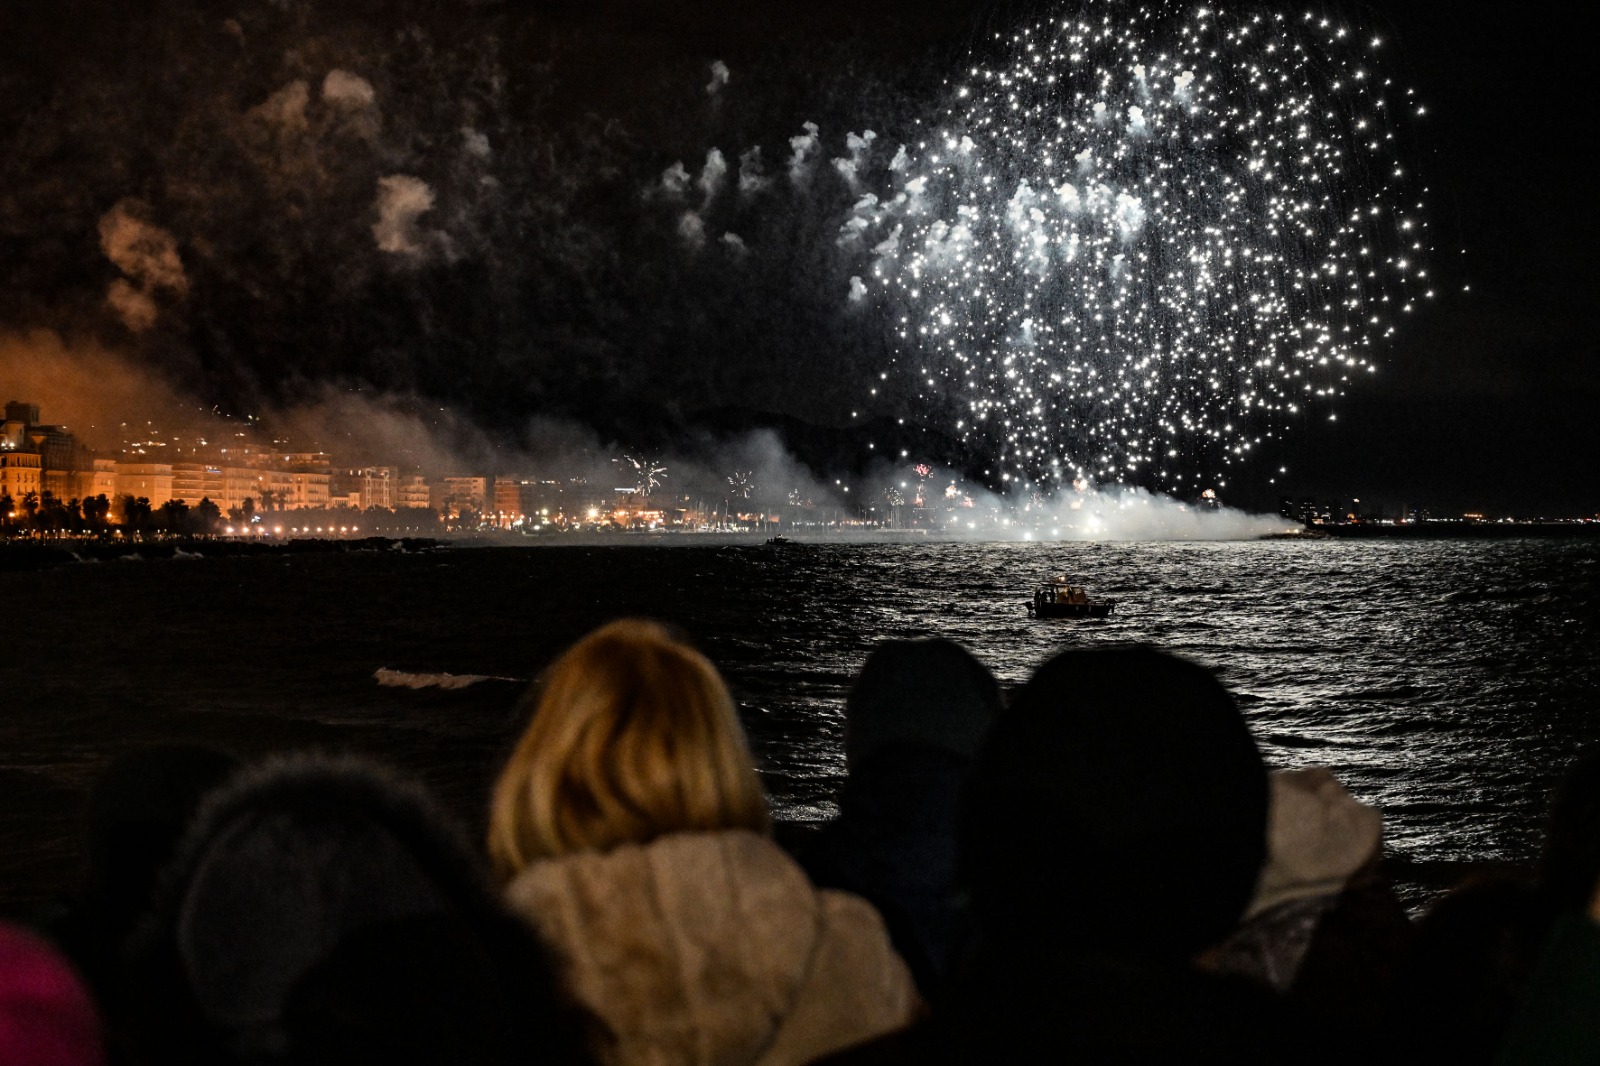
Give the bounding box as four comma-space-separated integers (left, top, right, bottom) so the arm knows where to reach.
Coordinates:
617, 454, 668, 497
853, 1, 1431, 490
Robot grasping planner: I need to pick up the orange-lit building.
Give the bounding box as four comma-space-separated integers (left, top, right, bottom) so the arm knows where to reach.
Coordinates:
492, 478, 524, 525
75, 458, 118, 502
285, 470, 331, 510
0, 449, 42, 503
171, 462, 226, 506
439, 476, 487, 517
395, 475, 432, 510
114, 462, 174, 506
330, 467, 395, 510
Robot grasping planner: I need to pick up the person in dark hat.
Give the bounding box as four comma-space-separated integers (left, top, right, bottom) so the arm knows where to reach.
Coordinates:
120, 754, 592, 1066
799, 638, 1001, 999
824, 646, 1286, 1064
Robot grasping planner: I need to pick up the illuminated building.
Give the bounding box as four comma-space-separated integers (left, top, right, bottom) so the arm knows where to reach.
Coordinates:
171, 461, 225, 507
285, 470, 331, 510
2, 402, 92, 502
330, 467, 395, 510
395, 475, 432, 510
74, 458, 118, 502
252, 467, 295, 511
1, 402, 39, 449
439, 476, 487, 517
114, 462, 174, 506
0, 450, 42, 502
492, 478, 524, 524
220, 467, 260, 511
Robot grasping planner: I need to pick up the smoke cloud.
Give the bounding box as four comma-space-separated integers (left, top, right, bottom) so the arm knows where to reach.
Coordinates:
706, 60, 730, 96
787, 121, 821, 182
97, 200, 188, 332
322, 69, 376, 109
372, 175, 439, 258
247, 79, 311, 134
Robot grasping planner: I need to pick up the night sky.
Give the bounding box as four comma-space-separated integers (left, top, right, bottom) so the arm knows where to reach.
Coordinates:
0, 0, 1592, 516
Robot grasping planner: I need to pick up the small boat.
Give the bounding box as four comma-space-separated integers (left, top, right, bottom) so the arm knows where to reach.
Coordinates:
766, 535, 791, 545
1027, 575, 1115, 619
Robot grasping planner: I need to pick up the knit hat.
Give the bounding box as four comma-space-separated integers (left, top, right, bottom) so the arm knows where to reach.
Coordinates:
963, 647, 1268, 959
844, 639, 1002, 769
126, 755, 587, 1064
0, 922, 104, 1066
1245, 767, 1383, 919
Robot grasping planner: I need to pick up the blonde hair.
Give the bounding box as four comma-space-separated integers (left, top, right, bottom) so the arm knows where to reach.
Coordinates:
488, 618, 770, 880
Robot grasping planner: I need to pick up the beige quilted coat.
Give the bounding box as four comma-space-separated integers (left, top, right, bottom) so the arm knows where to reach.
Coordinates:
504, 829, 919, 1066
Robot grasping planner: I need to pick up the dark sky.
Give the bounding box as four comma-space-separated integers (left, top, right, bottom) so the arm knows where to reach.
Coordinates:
1269, 0, 1598, 517
0, 0, 1592, 516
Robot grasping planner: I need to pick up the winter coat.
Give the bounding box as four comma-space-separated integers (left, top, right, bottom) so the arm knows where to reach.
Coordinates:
504, 829, 920, 1066
799, 746, 972, 997
1208, 767, 1409, 1065
1211, 767, 1386, 990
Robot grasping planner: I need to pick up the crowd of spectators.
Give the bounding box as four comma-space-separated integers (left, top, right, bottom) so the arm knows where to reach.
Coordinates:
4, 619, 1600, 1064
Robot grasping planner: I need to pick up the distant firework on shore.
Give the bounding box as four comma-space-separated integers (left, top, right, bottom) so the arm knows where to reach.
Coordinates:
849, 1, 1432, 491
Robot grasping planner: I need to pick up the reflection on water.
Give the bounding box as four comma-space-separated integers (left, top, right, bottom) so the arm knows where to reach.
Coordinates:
2, 537, 1596, 903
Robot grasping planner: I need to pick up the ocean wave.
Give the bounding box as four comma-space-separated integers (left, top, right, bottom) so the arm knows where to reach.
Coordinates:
373, 667, 523, 690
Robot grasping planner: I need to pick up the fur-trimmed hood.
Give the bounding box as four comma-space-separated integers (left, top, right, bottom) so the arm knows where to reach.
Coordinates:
126, 754, 589, 1065
1247, 767, 1383, 919
505, 830, 918, 1066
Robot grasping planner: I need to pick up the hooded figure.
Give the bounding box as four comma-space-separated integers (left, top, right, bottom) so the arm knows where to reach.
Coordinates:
1209, 767, 1387, 989
1205, 768, 1410, 1062
800, 638, 1001, 997
123, 755, 590, 1066
829, 647, 1282, 1063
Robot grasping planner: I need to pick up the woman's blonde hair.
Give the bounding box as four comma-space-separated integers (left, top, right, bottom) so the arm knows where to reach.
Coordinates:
488, 618, 770, 879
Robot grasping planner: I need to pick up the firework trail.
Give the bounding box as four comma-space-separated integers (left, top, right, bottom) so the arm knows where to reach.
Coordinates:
849, 1, 1431, 491
618, 454, 668, 496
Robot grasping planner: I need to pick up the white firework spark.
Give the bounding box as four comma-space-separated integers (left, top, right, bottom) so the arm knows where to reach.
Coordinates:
855, 2, 1431, 489
617, 454, 667, 496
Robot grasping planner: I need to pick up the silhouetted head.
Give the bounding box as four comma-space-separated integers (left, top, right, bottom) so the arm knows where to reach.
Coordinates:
1536, 749, 1600, 913
489, 619, 769, 880
128, 755, 587, 1065
844, 638, 1001, 771
962, 647, 1268, 960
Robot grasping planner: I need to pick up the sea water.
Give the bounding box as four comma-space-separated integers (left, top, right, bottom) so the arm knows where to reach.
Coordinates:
3, 537, 1596, 904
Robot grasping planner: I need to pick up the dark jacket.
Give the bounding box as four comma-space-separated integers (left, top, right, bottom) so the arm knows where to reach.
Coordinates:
818, 943, 1289, 1065
800, 745, 972, 996
803, 638, 1000, 998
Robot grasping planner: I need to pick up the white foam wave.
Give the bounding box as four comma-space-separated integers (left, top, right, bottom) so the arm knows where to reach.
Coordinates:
373, 667, 523, 690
